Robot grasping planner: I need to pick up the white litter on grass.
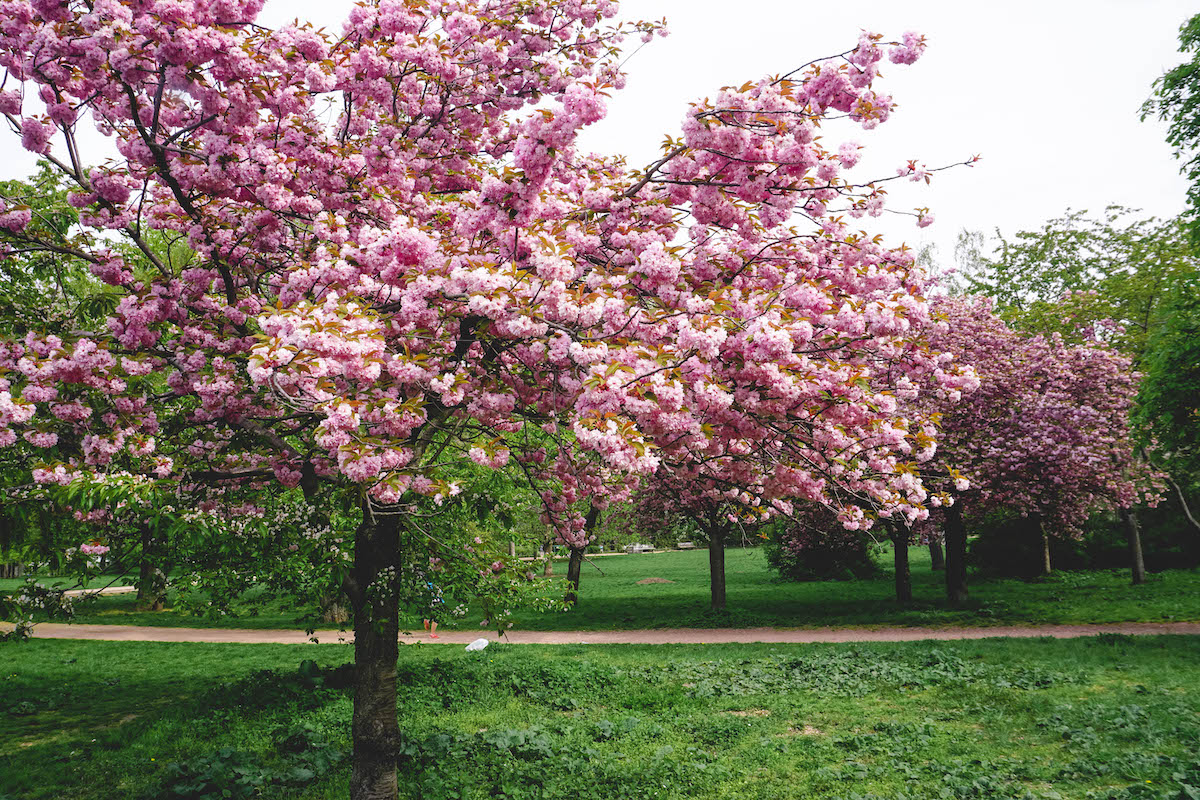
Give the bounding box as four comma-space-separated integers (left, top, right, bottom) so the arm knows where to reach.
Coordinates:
465, 638, 489, 651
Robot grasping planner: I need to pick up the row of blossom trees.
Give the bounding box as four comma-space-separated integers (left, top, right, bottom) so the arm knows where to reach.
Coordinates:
918, 296, 1160, 602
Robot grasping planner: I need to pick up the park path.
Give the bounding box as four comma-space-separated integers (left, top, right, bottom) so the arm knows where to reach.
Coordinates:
10, 620, 1200, 646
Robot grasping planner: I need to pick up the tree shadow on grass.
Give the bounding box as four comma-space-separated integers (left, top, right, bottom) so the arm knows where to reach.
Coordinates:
0, 642, 354, 800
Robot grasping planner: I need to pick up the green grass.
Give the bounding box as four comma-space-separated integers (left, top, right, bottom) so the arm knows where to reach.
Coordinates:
3, 636, 1200, 799
0, 574, 130, 593
501, 547, 1200, 630
14, 546, 1200, 633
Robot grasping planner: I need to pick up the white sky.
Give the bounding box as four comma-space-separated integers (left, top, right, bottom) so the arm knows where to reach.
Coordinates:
4, 0, 1193, 267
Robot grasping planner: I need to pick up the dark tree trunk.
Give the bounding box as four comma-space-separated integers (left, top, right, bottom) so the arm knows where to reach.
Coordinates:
565, 547, 584, 604
349, 509, 401, 800
1119, 507, 1147, 585
565, 506, 599, 605
891, 525, 912, 604
944, 501, 969, 606
0, 514, 20, 578
928, 538, 945, 571
708, 523, 726, 611
136, 524, 167, 611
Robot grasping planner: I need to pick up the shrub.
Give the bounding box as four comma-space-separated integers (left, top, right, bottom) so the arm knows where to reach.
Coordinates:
765, 506, 878, 581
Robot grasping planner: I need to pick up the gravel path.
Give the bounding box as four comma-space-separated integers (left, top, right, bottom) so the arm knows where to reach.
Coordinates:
8, 621, 1200, 646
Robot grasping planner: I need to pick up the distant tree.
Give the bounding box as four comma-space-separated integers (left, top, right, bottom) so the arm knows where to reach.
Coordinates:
1136, 275, 1200, 522
765, 505, 879, 583
960, 209, 1197, 364
1143, 13, 1200, 246
919, 297, 1159, 599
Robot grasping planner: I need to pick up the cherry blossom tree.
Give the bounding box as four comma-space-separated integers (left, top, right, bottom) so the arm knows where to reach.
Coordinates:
0, 1, 972, 796
918, 296, 1160, 601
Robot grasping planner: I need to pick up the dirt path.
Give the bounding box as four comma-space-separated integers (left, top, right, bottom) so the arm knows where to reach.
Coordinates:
9, 621, 1200, 646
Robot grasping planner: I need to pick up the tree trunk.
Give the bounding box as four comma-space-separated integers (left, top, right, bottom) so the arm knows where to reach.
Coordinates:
542, 552, 553, 577
508, 540, 516, 559
708, 524, 726, 611
891, 526, 912, 604
1037, 515, 1051, 576
565, 506, 599, 605
944, 501, 969, 606
928, 538, 945, 571
136, 524, 167, 611
320, 595, 350, 624
0, 513, 19, 578
349, 509, 401, 800
565, 547, 584, 604
1119, 507, 1147, 585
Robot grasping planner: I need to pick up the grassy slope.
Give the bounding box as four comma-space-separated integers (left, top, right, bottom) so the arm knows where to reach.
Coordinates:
13, 546, 1200, 632
3, 636, 1200, 799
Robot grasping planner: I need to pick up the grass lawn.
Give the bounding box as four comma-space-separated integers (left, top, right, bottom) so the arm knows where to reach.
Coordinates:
0, 574, 131, 593
2, 636, 1200, 799
11, 546, 1200, 632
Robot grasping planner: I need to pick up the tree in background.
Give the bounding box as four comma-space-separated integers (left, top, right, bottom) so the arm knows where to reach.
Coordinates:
1143, 12, 1200, 246
1136, 275, 1200, 520
919, 296, 1159, 601
955, 209, 1196, 571
959, 208, 1196, 363
764, 504, 879, 583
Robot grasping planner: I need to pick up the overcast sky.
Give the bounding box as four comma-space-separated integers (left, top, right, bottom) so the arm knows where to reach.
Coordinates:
5, 1, 1194, 267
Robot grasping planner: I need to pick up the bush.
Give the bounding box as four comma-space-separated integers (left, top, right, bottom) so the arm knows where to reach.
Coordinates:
765, 507, 878, 581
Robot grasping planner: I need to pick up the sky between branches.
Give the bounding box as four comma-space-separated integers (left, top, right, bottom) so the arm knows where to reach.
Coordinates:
2, 0, 1191, 268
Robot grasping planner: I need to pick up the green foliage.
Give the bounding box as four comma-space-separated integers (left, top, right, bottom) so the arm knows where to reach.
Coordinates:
0, 577, 75, 640
764, 509, 880, 582
145, 722, 344, 800
621, 646, 1081, 699
1136, 276, 1200, 478
15, 547, 1200, 631
960, 208, 1197, 362
0, 163, 99, 338
151, 748, 270, 800
1143, 13, 1200, 246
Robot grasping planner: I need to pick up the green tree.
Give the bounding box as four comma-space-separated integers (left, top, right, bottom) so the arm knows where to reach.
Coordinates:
1136, 277, 1200, 498
1143, 12, 1200, 245
961, 208, 1198, 364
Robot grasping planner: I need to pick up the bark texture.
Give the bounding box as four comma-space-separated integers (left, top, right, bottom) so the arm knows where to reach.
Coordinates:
928, 538, 945, 571
944, 501, 969, 606
565, 547, 584, 604
892, 526, 912, 603
136, 524, 167, 611
349, 510, 401, 800
1038, 515, 1052, 576
1119, 507, 1147, 585
708, 523, 727, 611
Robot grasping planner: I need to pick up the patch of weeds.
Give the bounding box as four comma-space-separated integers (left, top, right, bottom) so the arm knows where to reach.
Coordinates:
143, 721, 344, 800
622, 647, 1086, 700
210, 660, 354, 710
1090, 756, 1200, 798
1039, 701, 1199, 747
396, 653, 616, 712
1094, 633, 1136, 647
687, 713, 761, 746
397, 721, 729, 800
